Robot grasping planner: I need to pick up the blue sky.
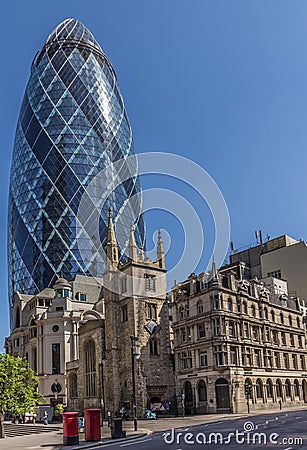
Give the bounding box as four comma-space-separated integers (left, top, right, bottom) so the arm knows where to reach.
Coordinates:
1, 0, 307, 348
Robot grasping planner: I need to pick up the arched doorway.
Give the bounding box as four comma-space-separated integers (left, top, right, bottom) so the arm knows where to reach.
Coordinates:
215, 378, 231, 412
184, 381, 194, 415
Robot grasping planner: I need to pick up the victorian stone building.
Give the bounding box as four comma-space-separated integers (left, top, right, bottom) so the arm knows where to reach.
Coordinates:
5, 275, 104, 407
172, 261, 307, 415
66, 211, 175, 417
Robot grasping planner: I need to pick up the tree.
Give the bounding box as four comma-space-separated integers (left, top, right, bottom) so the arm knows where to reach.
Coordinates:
0, 354, 43, 438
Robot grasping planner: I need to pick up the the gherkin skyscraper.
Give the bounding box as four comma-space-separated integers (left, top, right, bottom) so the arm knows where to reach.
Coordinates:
8, 18, 145, 307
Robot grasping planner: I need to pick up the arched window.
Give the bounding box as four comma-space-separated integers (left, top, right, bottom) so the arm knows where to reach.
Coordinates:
70, 373, 78, 398
256, 379, 263, 399
294, 379, 300, 398
276, 379, 282, 398
150, 338, 159, 355
266, 379, 273, 399
243, 301, 248, 315
288, 315, 292, 327
85, 340, 96, 397
228, 298, 233, 312
285, 379, 291, 398
198, 380, 207, 402
15, 306, 20, 329
280, 313, 284, 324
251, 305, 256, 317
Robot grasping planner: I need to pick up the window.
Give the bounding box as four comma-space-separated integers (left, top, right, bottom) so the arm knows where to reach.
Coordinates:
229, 321, 236, 337
298, 335, 303, 348
256, 379, 263, 399
214, 345, 225, 366
280, 312, 284, 324
122, 304, 128, 322
264, 307, 268, 320
276, 379, 282, 398
198, 380, 207, 401
301, 355, 306, 370
264, 349, 272, 368
243, 323, 249, 339
77, 292, 87, 302
185, 304, 190, 318
283, 353, 289, 369
290, 334, 294, 347
85, 340, 96, 397
15, 307, 20, 328
145, 274, 156, 291
213, 318, 221, 336
237, 300, 241, 313
297, 317, 301, 328
230, 346, 238, 365
285, 379, 291, 398
272, 330, 279, 345
265, 327, 270, 342
266, 379, 273, 398
181, 351, 192, 369
271, 310, 275, 322
251, 305, 256, 317
227, 298, 233, 311
252, 326, 259, 341
259, 307, 263, 319
38, 299, 44, 306
180, 328, 187, 343
179, 307, 184, 320
243, 347, 251, 366
70, 373, 78, 398
292, 354, 298, 369
199, 351, 208, 367
147, 303, 157, 320
254, 349, 261, 367
32, 347, 37, 373
281, 332, 286, 345
197, 302, 204, 314
213, 295, 220, 310
52, 343, 61, 374
267, 269, 281, 279
243, 301, 248, 314
198, 323, 206, 339
289, 315, 292, 327
120, 278, 127, 294
294, 380, 300, 398
13, 338, 20, 347
45, 299, 51, 307
274, 352, 280, 368
150, 338, 159, 355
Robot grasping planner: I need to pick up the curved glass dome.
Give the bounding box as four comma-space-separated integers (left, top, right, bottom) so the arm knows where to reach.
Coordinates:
8, 18, 145, 307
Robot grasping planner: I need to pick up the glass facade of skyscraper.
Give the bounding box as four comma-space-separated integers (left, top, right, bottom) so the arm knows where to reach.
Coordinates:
8, 19, 145, 305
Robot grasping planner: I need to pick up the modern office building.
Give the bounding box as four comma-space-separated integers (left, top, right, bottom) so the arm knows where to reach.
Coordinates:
230, 235, 307, 304
8, 18, 145, 313
171, 262, 307, 414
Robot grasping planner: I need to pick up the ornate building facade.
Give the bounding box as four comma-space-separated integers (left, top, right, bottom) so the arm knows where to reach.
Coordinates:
172, 261, 307, 415
5, 275, 104, 407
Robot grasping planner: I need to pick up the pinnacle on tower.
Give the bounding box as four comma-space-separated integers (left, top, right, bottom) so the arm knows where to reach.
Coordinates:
105, 208, 118, 268
128, 224, 138, 261
156, 229, 165, 269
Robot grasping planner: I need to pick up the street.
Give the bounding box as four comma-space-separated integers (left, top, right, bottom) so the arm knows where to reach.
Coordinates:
100, 410, 307, 450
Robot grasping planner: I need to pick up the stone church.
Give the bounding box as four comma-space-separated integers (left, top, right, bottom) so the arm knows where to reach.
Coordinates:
66, 210, 175, 417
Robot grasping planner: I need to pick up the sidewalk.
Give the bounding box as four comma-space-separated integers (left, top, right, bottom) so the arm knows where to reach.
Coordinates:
1, 405, 306, 450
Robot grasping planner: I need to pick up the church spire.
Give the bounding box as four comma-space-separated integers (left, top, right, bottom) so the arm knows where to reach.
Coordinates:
105, 208, 118, 269
156, 229, 165, 269
128, 224, 138, 261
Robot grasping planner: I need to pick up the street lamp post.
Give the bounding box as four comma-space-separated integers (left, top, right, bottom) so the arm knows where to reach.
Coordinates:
130, 336, 138, 431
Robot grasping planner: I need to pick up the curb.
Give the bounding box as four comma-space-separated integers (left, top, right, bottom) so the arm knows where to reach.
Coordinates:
59, 432, 148, 450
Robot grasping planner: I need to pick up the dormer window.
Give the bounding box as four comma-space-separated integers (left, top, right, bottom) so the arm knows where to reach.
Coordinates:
56, 288, 70, 298
76, 292, 86, 302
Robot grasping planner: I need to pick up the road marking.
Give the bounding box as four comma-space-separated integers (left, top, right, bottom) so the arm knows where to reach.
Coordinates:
120, 438, 152, 447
